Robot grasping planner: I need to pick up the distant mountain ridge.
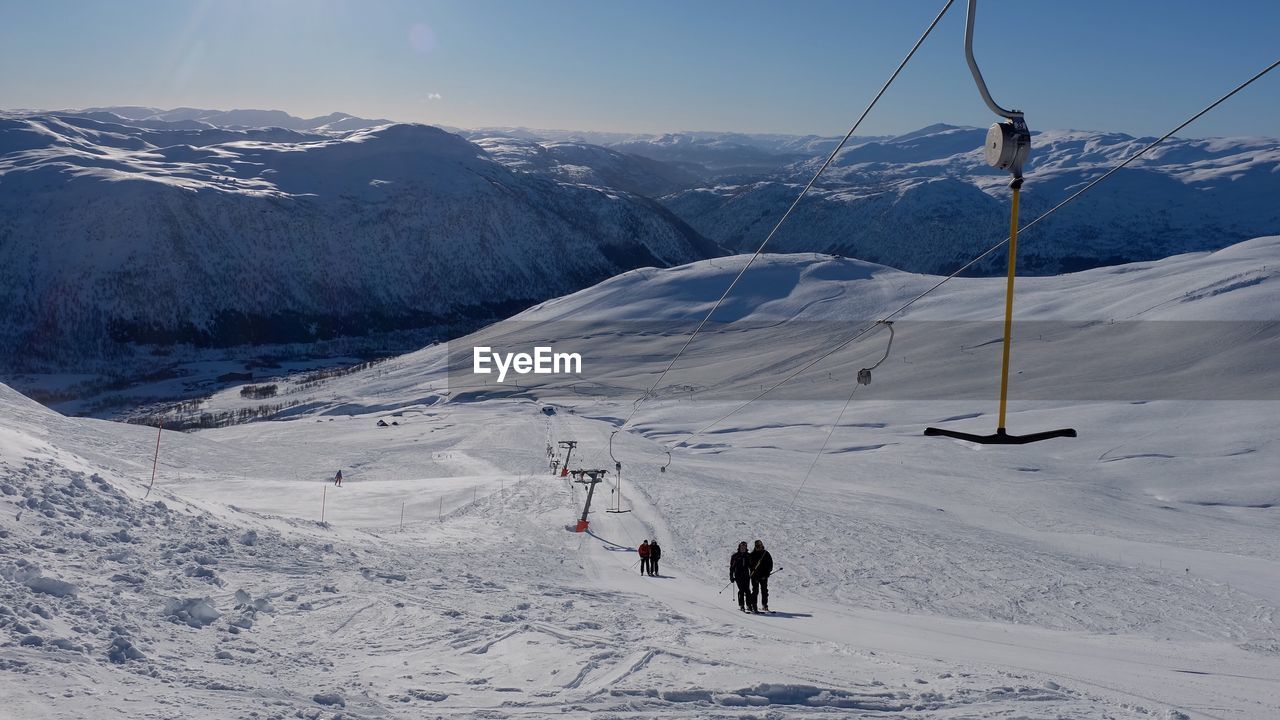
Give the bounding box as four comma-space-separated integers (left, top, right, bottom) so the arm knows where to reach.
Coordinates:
458, 121, 1278, 275
470, 136, 706, 197
78, 106, 394, 133
659, 124, 1280, 274
1, 105, 1276, 396
459, 127, 888, 178
0, 113, 717, 373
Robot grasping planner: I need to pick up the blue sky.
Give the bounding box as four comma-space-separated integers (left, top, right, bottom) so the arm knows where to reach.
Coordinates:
2, 0, 1277, 137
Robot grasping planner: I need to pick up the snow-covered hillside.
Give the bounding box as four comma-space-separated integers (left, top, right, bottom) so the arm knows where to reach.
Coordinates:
662, 124, 1280, 274
2, 107, 1275, 417
472, 136, 705, 196
6, 237, 1270, 716
6, 377, 1214, 720
0, 114, 718, 374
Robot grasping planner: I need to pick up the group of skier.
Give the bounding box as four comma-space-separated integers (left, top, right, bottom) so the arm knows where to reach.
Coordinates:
730, 540, 774, 613
637, 539, 662, 576
335, 465, 777, 613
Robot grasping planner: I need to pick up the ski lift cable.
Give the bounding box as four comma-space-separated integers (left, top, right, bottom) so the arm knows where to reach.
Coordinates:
786, 321, 894, 511
670, 319, 893, 453
657, 56, 1280, 455
616, 0, 958, 435
576, 416, 609, 470
785, 379, 864, 513
892, 55, 1280, 322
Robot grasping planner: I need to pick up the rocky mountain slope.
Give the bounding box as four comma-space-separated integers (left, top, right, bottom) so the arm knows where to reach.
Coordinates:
0, 114, 717, 373
660, 124, 1280, 274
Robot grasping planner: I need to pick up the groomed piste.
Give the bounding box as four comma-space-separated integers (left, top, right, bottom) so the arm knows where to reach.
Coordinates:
2, 235, 1279, 718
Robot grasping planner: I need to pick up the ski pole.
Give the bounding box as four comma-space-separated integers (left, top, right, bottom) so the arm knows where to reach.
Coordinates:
717, 580, 733, 594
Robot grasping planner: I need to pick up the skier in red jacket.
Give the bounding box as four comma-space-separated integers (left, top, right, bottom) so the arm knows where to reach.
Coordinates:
638, 540, 651, 576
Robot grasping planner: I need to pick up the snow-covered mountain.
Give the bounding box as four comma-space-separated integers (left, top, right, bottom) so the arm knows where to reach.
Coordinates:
608, 131, 851, 175
3, 108, 1275, 403
77, 106, 394, 133
462, 127, 872, 177
3, 237, 1278, 718
472, 136, 705, 196
0, 114, 718, 374
662, 124, 1280, 274
459, 123, 1279, 276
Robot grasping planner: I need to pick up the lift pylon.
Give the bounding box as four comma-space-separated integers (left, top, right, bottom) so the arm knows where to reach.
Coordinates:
556, 440, 577, 476
570, 469, 608, 532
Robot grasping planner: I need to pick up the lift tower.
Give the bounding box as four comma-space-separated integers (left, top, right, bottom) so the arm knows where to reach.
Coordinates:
570, 469, 608, 532
556, 440, 578, 477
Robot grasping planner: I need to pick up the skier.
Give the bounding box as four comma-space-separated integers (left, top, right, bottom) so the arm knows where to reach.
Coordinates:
749, 539, 773, 613
648, 540, 662, 576
334, 470, 343, 487
730, 541, 754, 612
638, 540, 651, 576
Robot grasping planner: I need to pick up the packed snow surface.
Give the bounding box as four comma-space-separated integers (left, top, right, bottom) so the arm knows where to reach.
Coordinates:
2, 239, 1279, 718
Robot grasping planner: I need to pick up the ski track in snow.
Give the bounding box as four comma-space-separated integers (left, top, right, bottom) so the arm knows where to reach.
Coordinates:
0, 390, 1184, 720
3, 239, 1280, 718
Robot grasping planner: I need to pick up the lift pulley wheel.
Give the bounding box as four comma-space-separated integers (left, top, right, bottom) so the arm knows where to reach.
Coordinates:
985, 117, 1031, 177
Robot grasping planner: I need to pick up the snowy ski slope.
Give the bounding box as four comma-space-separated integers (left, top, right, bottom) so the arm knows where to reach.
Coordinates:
2, 238, 1279, 718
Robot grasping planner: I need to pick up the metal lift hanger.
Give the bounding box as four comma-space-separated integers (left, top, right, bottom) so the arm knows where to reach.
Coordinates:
925, 0, 1076, 445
